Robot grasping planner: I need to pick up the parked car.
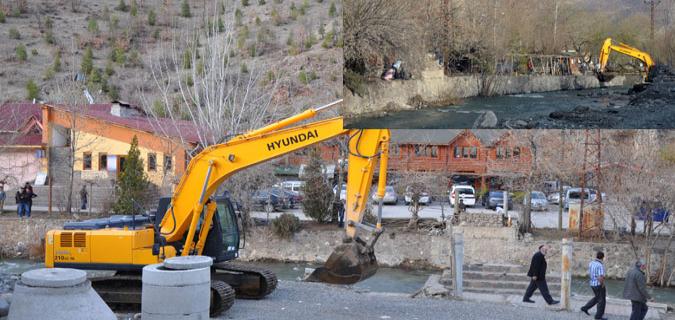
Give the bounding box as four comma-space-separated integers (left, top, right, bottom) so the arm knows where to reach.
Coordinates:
273, 187, 300, 209
525, 191, 548, 211
252, 188, 288, 211
371, 185, 398, 204
564, 188, 597, 210
279, 180, 305, 199
482, 190, 512, 210
404, 186, 431, 205
449, 185, 476, 207
547, 186, 570, 205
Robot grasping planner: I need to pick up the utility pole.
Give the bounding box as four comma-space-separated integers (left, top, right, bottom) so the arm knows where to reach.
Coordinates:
645, 0, 661, 50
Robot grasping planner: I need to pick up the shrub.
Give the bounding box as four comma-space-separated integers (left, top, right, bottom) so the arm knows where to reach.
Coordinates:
88, 17, 99, 34
182, 50, 192, 69
240, 63, 248, 73
81, 46, 94, 75
0, 10, 5, 23
26, 80, 39, 100
258, 0, 265, 4
31, 48, 38, 56
53, 51, 62, 71
130, 0, 138, 16
148, 9, 156, 26
270, 8, 282, 26
271, 213, 301, 239
298, 70, 317, 84
8, 27, 20, 39
15, 44, 27, 61
105, 61, 115, 75
289, 3, 298, 20
242, 0, 250, 6
181, 0, 191, 17
115, 0, 129, 12
44, 30, 55, 44
44, 17, 53, 29
304, 33, 316, 49
328, 1, 336, 17
235, 8, 243, 26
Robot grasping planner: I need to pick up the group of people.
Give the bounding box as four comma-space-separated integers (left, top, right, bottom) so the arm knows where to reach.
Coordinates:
524, 245, 653, 320
14, 182, 37, 218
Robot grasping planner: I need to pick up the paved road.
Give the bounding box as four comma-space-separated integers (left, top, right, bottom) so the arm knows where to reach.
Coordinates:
218, 280, 627, 320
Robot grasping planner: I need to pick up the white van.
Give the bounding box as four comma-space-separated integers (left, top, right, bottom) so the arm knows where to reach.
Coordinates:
564, 188, 596, 210
279, 180, 305, 196
449, 185, 476, 207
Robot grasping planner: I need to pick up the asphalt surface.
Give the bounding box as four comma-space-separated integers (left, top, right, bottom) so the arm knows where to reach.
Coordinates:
217, 280, 627, 320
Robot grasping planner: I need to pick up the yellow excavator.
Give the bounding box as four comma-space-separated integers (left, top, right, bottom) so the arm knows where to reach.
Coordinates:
44, 100, 390, 316
598, 37, 655, 82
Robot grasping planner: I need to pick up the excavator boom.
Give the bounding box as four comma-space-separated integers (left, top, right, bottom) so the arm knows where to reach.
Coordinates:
598, 38, 654, 81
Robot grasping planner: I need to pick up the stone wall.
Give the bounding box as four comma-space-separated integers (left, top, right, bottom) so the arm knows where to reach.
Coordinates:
344, 72, 642, 116
239, 225, 673, 281
459, 212, 504, 227
0, 218, 70, 259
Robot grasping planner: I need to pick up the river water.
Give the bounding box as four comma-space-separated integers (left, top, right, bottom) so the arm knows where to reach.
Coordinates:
344, 87, 645, 129
1, 259, 673, 304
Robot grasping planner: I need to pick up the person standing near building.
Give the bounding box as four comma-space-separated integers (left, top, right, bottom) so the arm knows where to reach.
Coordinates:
0, 184, 6, 214
581, 251, 607, 320
16, 187, 29, 219
623, 260, 652, 320
523, 244, 559, 305
24, 182, 36, 215
80, 185, 89, 210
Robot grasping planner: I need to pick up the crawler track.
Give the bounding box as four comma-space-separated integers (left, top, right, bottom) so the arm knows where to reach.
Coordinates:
212, 261, 278, 299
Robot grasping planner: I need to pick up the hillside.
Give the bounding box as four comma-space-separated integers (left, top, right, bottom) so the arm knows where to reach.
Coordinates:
0, 0, 343, 117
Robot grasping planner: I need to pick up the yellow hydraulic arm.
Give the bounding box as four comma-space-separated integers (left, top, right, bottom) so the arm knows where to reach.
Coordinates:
159, 100, 390, 257
599, 38, 654, 80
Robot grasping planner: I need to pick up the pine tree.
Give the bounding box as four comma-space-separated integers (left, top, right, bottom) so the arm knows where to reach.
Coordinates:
81, 46, 94, 75
181, 0, 191, 17
328, 1, 336, 17
148, 9, 156, 26
113, 136, 150, 214
301, 147, 333, 223
25, 80, 39, 100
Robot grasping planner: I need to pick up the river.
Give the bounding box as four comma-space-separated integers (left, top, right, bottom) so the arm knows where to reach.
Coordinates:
1, 259, 673, 304
344, 86, 670, 129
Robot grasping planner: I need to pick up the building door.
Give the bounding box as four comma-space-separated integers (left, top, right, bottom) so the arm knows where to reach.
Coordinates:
118, 156, 127, 176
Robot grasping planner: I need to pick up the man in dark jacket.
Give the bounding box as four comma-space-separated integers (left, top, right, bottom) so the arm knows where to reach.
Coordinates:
523, 244, 559, 305
623, 260, 652, 320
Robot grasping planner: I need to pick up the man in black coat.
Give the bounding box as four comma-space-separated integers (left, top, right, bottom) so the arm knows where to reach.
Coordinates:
523, 244, 559, 305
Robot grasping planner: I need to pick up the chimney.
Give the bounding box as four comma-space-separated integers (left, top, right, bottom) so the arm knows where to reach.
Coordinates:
110, 101, 142, 118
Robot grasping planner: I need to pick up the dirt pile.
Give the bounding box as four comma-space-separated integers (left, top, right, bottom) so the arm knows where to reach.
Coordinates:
629, 65, 675, 108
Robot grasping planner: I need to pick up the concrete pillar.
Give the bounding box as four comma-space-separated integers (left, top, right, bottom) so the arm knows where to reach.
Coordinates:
142, 255, 213, 320
560, 238, 573, 310
453, 232, 464, 297
503, 190, 508, 216
9, 268, 115, 320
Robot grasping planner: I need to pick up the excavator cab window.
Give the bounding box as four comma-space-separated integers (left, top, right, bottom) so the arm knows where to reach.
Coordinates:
216, 195, 240, 258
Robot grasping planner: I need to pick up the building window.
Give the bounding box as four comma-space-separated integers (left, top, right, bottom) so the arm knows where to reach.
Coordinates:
454, 146, 461, 158
505, 148, 512, 159
496, 147, 504, 159
513, 147, 521, 158
470, 147, 477, 159
83, 153, 92, 170
164, 155, 173, 172
148, 153, 157, 171
462, 147, 470, 158
430, 146, 438, 158
99, 153, 107, 171
414, 145, 423, 157
390, 144, 400, 156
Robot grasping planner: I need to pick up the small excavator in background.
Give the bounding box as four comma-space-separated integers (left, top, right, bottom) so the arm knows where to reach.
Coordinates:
44, 100, 391, 316
597, 37, 655, 82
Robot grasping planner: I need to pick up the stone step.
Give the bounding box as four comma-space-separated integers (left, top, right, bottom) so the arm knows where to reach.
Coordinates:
463, 264, 528, 273
463, 287, 540, 296
443, 278, 561, 290
463, 271, 562, 282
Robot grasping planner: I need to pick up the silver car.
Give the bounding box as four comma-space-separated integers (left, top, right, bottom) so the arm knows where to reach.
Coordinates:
372, 186, 398, 204
525, 191, 548, 211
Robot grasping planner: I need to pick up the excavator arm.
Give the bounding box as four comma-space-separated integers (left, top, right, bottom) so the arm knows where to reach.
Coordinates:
158, 100, 390, 283
598, 38, 654, 81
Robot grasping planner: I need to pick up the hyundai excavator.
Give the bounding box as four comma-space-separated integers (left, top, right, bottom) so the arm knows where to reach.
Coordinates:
598, 37, 655, 82
44, 100, 390, 316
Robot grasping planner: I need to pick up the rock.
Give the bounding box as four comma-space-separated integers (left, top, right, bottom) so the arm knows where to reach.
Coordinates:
419, 275, 450, 298
476, 111, 498, 128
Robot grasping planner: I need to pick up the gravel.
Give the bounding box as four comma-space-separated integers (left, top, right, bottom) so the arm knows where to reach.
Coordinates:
217, 280, 626, 320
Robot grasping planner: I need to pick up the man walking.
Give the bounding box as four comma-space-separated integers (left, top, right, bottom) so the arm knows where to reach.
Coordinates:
523, 244, 559, 305
623, 260, 652, 320
581, 251, 607, 320
80, 185, 88, 211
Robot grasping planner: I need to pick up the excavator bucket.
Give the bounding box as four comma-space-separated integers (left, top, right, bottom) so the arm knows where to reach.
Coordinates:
596, 72, 615, 83
304, 239, 378, 285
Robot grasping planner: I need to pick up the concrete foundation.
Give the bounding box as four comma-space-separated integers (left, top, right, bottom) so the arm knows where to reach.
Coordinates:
8, 268, 115, 320
142, 256, 213, 320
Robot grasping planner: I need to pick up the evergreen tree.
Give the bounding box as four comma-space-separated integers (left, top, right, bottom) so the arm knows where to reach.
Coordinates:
301, 147, 333, 223
328, 1, 336, 17
82, 46, 94, 75
25, 80, 39, 100
113, 136, 150, 214
148, 9, 156, 26
181, 0, 191, 17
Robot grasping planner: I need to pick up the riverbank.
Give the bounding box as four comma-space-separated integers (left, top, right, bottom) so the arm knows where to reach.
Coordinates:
343, 68, 641, 118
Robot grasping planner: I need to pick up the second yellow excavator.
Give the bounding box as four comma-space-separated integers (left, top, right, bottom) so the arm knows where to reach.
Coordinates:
44, 100, 390, 316
598, 37, 655, 82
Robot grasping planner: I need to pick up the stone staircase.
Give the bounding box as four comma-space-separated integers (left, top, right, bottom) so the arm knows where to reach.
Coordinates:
440, 263, 561, 297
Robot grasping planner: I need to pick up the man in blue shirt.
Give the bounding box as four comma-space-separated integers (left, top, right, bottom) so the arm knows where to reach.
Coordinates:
581, 251, 607, 320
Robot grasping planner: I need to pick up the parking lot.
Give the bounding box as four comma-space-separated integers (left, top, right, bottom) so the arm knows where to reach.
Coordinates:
251, 199, 671, 235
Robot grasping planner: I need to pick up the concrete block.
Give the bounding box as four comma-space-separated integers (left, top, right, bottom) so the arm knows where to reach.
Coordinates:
0, 297, 9, 317
8, 268, 115, 320
163, 255, 213, 270
142, 261, 211, 320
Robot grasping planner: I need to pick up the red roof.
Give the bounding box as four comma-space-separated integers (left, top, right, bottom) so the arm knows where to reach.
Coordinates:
0, 102, 42, 132
48, 103, 202, 145
0, 102, 43, 147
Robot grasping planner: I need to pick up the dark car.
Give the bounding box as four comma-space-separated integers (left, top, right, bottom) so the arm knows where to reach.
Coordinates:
252, 188, 288, 211
482, 191, 513, 210
273, 187, 300, 209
